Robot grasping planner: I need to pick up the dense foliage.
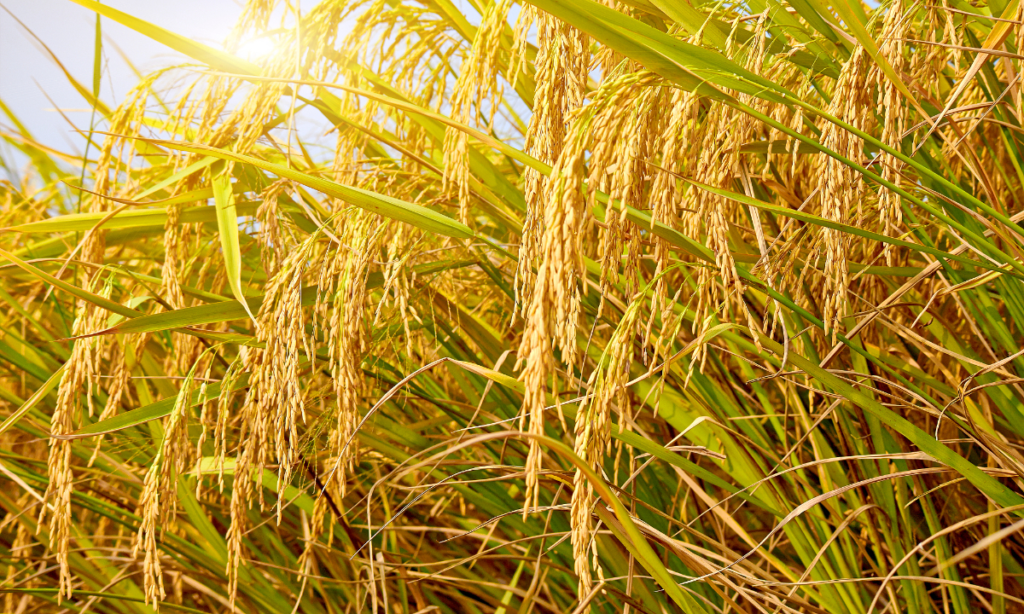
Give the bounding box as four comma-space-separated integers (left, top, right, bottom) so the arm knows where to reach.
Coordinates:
4, 0, 1024, 612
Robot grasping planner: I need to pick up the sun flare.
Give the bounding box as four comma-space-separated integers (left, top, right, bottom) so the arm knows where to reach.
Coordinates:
235, 35, 279, 62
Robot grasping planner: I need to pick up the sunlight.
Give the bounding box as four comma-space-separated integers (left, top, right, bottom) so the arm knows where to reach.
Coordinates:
235, 35, 280, 63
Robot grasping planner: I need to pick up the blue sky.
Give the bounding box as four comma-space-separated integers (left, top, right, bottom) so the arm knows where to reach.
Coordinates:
0, 0, 248, 159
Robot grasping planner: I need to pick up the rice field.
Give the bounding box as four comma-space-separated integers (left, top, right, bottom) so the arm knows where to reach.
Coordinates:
3, 0, 1024, 612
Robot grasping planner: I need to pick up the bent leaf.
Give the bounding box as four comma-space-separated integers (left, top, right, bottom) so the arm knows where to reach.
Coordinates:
211, 169, 256, 324
146, 139, 475, 240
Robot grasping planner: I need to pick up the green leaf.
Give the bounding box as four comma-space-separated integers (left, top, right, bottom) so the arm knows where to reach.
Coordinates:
521, 0, 793, 104
55, 379, 232, 440
756, 332, 1024, 512
0, 365, 63, 438
7, 198, 258, 233
0, 247, 139, 318
65, 0, 260, 76
193, 459, 317, 515
91, 259, 475, 336
688, 179, 1017, 277
211, 168, 256, 324
148, 138, 475, 240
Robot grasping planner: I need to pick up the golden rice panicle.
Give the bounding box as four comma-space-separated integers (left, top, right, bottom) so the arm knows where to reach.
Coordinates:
871, 0, 911, 265
940, 76, 987, 189
686, 102, 753, 366
161, 166, 207, 373
570, 291, 644, 606
220, 234, 324, 604
76, 80, 153, 274
222, 337, 304, 604
40, 278, 111, 603
221, 79, 290, 155
582, 73, 656, 293
592, 0, 628, 76
607, 84, 663, 300
515, 15, 588, 317
444, 0, 514, 223
817, 47, 871, 343
210, 354, 246, 493
87, 329, 147, 466
165, 71, 286, 369
650, 88, 695, 225
513, 16, 589, 513
93, 344, 126, 427
91, 76, 155, 203
326, 213, 379, 496
938, 0, 963, 67
375, 223, 417, 361
771, 92, 811, 188
159, 95, 216, 331
301, 3, 361, 81
134, 352, 210, 607
190, 77, 240, 148
256, 180, 291, 278
193, 370, 219, 499
252, 237, 321, 519
37, 78, 162, 602
327, 91, 363, 187
233, 0, 281, 41
225, 400, 259, 607
747, 17, 803, 183
740, 11, 769, 77
515, 71, 652, 514
515, 101, 593, 514
649, 86, 699, 318
516, 304, 555, 517
610, 85, 662, 215
507, 3, 535, 88
196, 47, 291, 157
909, 3, 954, 102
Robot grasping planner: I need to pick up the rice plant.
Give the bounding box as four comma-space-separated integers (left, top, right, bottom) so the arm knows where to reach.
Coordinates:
4, 0, 1024, 611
